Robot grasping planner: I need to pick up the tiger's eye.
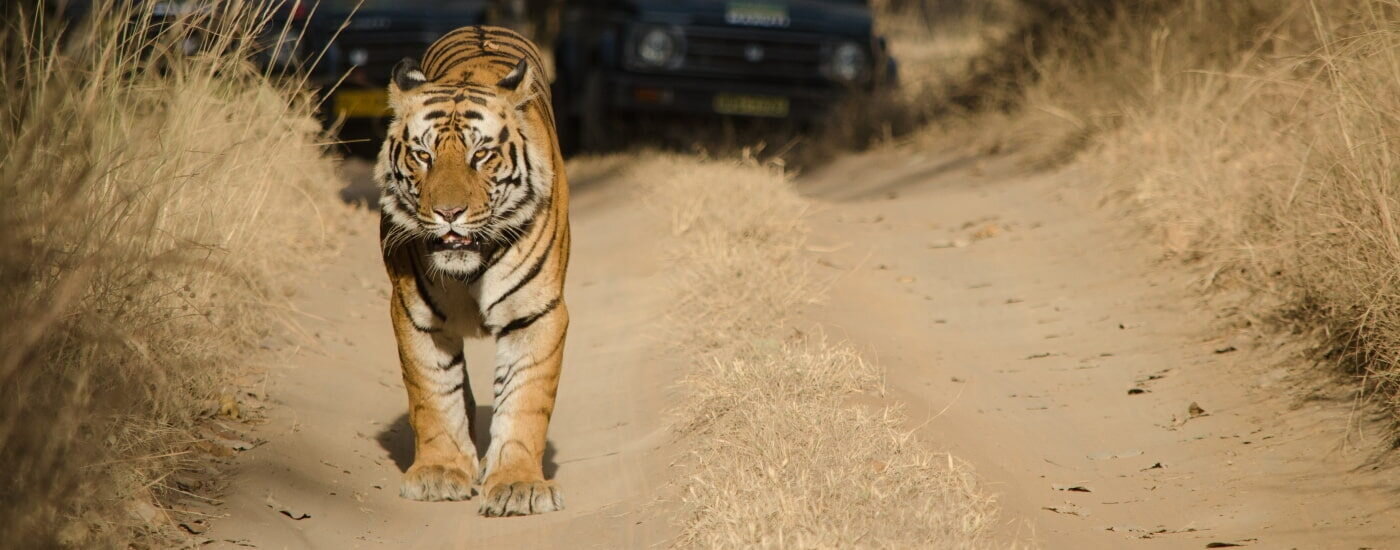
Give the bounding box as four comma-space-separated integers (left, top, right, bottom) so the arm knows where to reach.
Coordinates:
414, 151, 431, 163
474, 150, 489, 160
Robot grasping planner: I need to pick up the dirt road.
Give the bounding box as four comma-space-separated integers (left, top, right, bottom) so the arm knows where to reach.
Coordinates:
208, 146, 1400, 549
800, 145, 1400, 548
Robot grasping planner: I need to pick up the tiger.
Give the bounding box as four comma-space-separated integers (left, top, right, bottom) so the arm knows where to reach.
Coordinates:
374, 26, 569, 517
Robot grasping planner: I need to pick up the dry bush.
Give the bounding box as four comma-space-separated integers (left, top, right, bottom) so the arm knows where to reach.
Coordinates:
0, 1, 340, 544
1005, 0, 1308, 160
974, 0, 1400, 433
622, 153, 997, 548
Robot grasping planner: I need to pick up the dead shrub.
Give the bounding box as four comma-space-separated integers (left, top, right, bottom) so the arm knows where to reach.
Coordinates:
0, 1, 339, 544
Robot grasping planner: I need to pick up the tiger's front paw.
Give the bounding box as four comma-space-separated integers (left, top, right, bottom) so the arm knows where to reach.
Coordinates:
400, 463, 476, 502
478, 480, 563, 517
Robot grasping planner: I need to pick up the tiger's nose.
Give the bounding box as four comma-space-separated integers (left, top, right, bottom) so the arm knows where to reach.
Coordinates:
434, 206, 465, 223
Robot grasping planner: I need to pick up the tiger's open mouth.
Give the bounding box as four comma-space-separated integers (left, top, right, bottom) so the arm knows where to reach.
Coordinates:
430, 231, 477, 251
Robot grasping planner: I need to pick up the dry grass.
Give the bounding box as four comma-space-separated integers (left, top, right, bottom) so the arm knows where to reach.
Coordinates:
0, 1, 340, 545
875, 0, 1019, 97
958, 0, 1400, 435
619, 153, 996, 548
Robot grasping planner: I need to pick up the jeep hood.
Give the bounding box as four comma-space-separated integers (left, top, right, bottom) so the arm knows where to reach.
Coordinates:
624, 0, 873, 36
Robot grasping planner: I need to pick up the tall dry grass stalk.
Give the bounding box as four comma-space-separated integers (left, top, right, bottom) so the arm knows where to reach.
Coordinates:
978, 0, 1400, 433
627, 153, 996, 548
0, 1, 339, 544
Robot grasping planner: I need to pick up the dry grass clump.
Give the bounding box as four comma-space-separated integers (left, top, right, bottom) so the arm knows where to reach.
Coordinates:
655, 157, 813, 338
676, 346, 995, 548
973, 0, 1400, 433
628, 154, 996, 548
0, 1, 339, 544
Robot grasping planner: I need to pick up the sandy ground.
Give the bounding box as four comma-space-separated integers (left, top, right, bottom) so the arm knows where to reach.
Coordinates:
798, 145, 1400, 548
206, 145, 1400, 549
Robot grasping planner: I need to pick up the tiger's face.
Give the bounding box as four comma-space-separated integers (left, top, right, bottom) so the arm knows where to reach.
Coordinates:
376, 57, 548, 277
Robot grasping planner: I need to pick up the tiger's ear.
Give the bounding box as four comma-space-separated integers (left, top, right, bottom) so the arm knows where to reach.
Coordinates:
389, 58, 428, 114
496, 57, 529, 92
391, 58, 427, 93
496, 57, 534, 108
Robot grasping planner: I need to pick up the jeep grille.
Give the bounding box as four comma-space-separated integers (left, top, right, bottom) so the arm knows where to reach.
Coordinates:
680, 27, 825, 83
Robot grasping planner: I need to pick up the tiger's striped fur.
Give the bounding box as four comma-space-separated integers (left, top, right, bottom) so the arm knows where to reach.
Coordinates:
374, 26, 569, 517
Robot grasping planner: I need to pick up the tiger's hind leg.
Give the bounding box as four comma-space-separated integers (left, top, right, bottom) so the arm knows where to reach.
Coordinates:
478, 300, 567, 517
390, 289, 480, 502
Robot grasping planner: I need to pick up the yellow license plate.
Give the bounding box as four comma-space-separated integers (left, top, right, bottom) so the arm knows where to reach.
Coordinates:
334, 89, 390, 118
725, 1, 790, 27
713, 93, 790, 118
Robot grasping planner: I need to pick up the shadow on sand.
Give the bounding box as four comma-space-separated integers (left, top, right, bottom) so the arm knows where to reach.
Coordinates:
374, 408, 559, 480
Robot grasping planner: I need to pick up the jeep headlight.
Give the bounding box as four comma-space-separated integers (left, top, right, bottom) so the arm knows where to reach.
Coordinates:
632, 25, 684, 69
823, 40, 868, 84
